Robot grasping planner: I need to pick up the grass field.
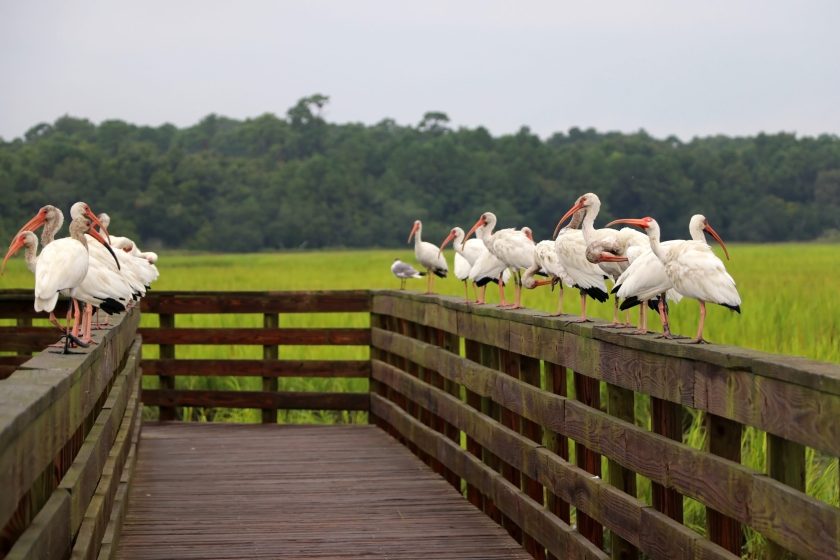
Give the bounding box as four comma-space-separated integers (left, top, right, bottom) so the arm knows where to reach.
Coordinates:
1, 243, 838, 556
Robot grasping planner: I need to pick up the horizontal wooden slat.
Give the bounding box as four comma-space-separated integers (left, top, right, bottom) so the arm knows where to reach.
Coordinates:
141, 389, 369, 411
372, 360, 738, 560
371, 330, 840, 560
0, 327, 63, 352
140, 290, 370, 314
372, 292, 840, 395
370, 393, 608, 560
0, 291, 71, 318
0, 311, 140, 534
373, 296, 840, 456
141, 359, 370, 378
138, 327, 370, 346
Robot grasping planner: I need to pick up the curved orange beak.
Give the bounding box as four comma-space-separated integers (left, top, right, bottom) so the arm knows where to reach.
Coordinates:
554, 200, 585, 239
596, 252, 628, 263
464, 216, 486, 241
704, 223, 730, 260
438, 230, 457, 258
16, 208, 49, 235
1, 234, 27, 275
532, 279, 553, 288
86, 223, 120, 270
605, 218, 649, 230
407, 222, 419, 244
82, 206, 111, 243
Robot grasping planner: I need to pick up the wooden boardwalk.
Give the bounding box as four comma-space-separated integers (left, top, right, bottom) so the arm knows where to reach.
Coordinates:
116, 423, 531, 559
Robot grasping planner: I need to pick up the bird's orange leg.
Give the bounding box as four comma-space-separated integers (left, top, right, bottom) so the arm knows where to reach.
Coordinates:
632, 305, 651, 334
70, 299, 82, 338
463, 280, 469, 302
475, 284, 486, 305
565, 291, 591, 323
655, 295, 680, 339
496, 275, 508, 307
80, 304, 97, 345
684, 300, 709, 344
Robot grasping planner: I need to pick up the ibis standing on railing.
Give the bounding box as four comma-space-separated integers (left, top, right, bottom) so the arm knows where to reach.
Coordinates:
407, 220, 448, 294
605, 215, 740, 344
465, 212, 534, 309
556, 192, 648, 326
438, 226, 485, 302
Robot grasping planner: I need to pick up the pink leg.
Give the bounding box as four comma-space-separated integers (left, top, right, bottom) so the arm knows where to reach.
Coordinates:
476, 284, 486, 305
70, 299, 82, 338
566, 291, 591, 323
496, 275, 508, 307
684, 300, 709, 344
463, 280, 469, 302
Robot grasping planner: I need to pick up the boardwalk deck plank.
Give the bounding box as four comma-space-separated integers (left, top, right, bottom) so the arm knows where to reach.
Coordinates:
116, 423, 531, 560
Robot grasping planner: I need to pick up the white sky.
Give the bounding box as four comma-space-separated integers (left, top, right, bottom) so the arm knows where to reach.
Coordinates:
1, 0, 839, 141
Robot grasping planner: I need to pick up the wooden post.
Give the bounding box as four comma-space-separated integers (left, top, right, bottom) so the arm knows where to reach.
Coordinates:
262, 313, 279, 424
545, 363, 570, 528
519, 354, 545, 560
16, 317, 32, 357
158, 313, 177, 421
499, 349, 523, 545
705, 413, 742, 554
607, 384, 638, 560
574, 371, 603, 549
766, 434, 803, 559
651, 397, 683, 522
464, 339, 484, 511
435, 328, 463, 491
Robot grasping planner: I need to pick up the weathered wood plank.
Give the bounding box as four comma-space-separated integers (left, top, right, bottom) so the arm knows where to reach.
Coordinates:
141, 358, 370, 377
139, 327, 370, 346
0, 310, 140, 536
140, 290, 371, 314
371, 394, 608, 560
705, 414, 742, 555
766, 434, 805, 559
4, 492, 71, 560
142, 389, 369, 411
262, 313, 279, 424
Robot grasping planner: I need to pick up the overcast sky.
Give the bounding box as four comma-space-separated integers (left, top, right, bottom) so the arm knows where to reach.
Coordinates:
1, 0, 839, 141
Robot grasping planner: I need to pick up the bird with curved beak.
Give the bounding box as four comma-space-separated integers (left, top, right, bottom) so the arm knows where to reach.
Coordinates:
407, 220, 448, 294
605, 216, 740, 344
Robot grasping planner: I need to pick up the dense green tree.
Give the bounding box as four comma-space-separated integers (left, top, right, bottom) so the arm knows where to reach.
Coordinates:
1, 95, 839, 250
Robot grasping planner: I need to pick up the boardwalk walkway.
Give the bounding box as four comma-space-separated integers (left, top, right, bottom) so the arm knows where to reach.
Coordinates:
117, 423, 530, 559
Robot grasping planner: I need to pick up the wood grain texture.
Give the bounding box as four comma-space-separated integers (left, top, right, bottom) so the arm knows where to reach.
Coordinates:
116, 423, 531, 560
141, 358, 369, 377
140, 290, 371, 314
142, 389, 369, 411
139, 327, 370, 346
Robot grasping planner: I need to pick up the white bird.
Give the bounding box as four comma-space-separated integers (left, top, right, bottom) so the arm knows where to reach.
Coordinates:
606, 215, 740, 344
390, 259, 425, 290
32, 210, 117, 346
522, 238, 573, 316
553, 209, 610, 322
465, 212, 535, 309
556, 192, 649, 326
438, 226, 486, 302
407, 220, 448, 294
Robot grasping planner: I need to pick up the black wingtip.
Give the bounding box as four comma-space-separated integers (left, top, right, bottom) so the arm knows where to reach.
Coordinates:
722, 303, 741, 313
584, 286, 609, 303
433, 269, 447, 278
620, 296, 642, 311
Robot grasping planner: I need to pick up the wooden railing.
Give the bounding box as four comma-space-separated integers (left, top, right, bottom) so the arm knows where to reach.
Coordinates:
1, 289, 838, 560
0, 304, 141, 560
370, 291, 840, 560
138, 291, 371, 422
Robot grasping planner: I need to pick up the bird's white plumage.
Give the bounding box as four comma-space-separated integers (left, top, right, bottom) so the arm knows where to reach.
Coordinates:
34, 237, 89, 312
533, 240, 573, 287
663, 242, 740, 307
410, 221, 448, 276
555, 229, 608, 294
614, 241, 683, 304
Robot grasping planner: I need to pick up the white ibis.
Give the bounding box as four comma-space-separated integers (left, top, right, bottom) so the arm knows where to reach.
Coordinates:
553, 209, 610, 322
556, 192, 648, 326
605, 215, 739, 344
522, 239, 573, 316
391, 259, 425, 290
32, 211, 119, 349
465, 212, 534, 309
407, 220, 448, 294
438, 226, 485, 302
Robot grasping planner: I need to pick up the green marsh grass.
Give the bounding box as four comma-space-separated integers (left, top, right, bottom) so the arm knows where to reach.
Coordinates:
2, 244, 838, 556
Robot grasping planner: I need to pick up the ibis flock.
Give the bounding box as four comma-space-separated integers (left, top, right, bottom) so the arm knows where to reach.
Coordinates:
2, 202, 159, 352
400, 192, 741, 344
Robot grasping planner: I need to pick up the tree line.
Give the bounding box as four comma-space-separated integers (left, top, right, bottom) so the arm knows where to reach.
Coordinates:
2, 94, 839, 251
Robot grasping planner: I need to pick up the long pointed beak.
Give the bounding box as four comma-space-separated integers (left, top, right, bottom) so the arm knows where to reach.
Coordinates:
1, 236, 26, 275
597, 252, 629, 263
407, 223, 418, 244
17, 211, 48, 234
464, 217, 485, 241
87, 226, 121, 270
438, 231, 456, 258
605, 218, 649, 229
554, 201, 584, 239
704, 224, 731, 260
84, 207, 111, 243
532, 279, 553, 288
